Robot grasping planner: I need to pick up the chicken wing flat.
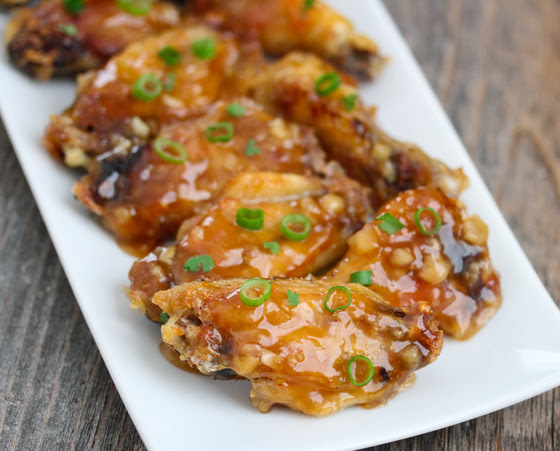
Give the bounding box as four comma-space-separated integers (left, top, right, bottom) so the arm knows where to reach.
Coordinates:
251, 52, 469, 207
5, 0, 181, 79
153, 278, 443, 416
191, 0, 386, 79
129, 171, 372, 320
73, 98, 330, 253
327, 187, 501, 340
44, 24, 259, 168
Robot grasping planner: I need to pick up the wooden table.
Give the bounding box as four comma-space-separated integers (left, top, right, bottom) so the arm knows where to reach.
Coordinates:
1, 1, 558, 449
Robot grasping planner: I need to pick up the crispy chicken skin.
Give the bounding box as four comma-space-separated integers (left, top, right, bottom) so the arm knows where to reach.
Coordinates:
129, 171, 372, 321
251, 52, 469, 206
73, 99, 331, 253
43, 24, 259, 168
191, 0, 386, 79
154, 278, 443, 416
327, 187, 501, 340
5, 0, 180, 79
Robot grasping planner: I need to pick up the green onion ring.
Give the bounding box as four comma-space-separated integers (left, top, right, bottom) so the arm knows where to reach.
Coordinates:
280, 214, 311, 241
192, 38, 217, 60
153, 138, 188, 164
240, 279, 271, 307
350, 270, 373, 286
117, 0, 152, 16
158, 45, 181, 66
132, 73, 162, 101
414, 207, 442, 236
323, 286, 352, 313
315, 72, 340, 97
236, 208, 265, 230
205, 122, 234, 143
347, 355, 375, 387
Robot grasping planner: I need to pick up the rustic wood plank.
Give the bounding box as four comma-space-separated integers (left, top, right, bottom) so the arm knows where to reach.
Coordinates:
0, 0, 558, 449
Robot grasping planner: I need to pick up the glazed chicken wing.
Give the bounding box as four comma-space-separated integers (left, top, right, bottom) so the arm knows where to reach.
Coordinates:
191, 0, 386, 78
154, 278, 443, 416
44, 24, 260, 168
251, 52, 468, 207
327, 187, 501, 340
129, 171, 372, 320
5, 0, 180, 79
73, 98, 330, 253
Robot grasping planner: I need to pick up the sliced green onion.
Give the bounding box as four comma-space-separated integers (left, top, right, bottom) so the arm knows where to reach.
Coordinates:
414, 207, 442, 236
315, 72, 340, 97
240, 279, 271, 307
164, 73, 176, 92
376, 213, 404, 234
184, 255, 215, 273
192, 38, 217, 60
63, 0, 84, 15
117, 0, 152, 16
226, 102, 246, 118
323, 286, 352, 313
245, 139, 261, 157
132, 74, 162, 101
264, 241, 281, 254
158, 312, 169, 325
342, 93, 358, 111
347, 355, 375, 387
302, 0, 316, 12
281, 214, 311, 241
205, 122, 234, 143
287, 289, 300, 307
158, 45, 181, 66
236, 208, 265, 230
350, 270, 373, 286
55, 23, 78, 37
153, 138, 188, 164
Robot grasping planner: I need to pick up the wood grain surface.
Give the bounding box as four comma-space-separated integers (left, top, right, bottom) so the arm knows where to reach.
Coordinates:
0, 0, 558, 449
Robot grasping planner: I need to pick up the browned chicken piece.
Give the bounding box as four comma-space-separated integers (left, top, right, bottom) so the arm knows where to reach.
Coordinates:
326, 187, 501, 340
129, 171, 372, 321
73, 98, 332, 254
251, 52, 469, 207
154, 278, 443, 416
5, 0, 181, 79
191, 0, 387, 79
43, 24, 261, 168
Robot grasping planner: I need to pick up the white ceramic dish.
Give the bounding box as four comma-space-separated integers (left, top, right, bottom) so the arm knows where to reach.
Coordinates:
1, 1, 560, 449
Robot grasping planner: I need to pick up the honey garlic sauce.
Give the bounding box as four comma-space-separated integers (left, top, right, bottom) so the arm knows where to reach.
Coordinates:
155, 279, 443, 416
327, 187, 501, 340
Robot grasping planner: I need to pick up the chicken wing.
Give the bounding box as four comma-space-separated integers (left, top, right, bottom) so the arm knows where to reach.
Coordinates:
73, 98, 331, 254
251, 52, 469, 206
5, 0, 181, 79
327, 187, 501, 340
43, 24, 260, 168
129, 171, 372, 320
190, 0, 386, 79
153, 278, 443, 416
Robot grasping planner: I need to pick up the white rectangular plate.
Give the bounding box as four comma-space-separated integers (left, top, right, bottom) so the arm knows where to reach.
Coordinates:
1, 1, 560, 449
